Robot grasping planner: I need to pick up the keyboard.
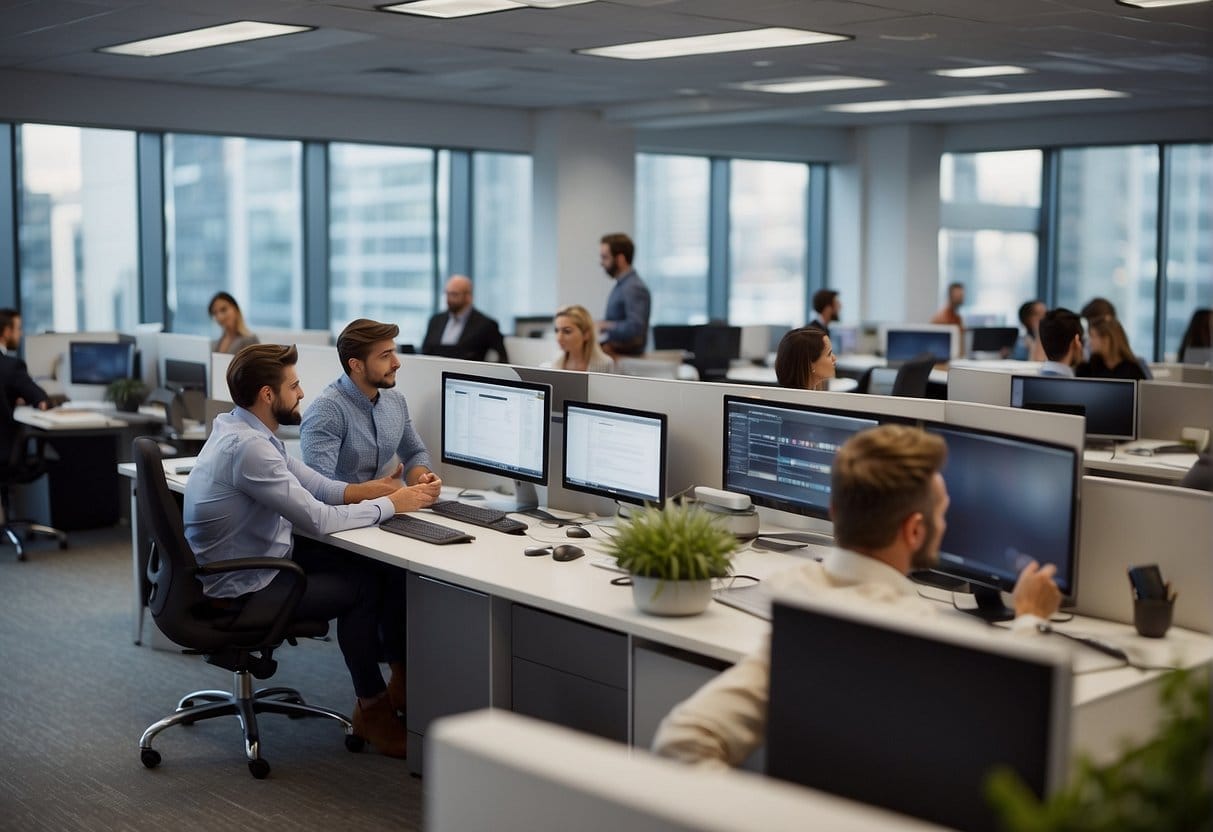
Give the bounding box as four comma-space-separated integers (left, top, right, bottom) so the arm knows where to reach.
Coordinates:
429, 500, 527, 535
379, 514, 474, 545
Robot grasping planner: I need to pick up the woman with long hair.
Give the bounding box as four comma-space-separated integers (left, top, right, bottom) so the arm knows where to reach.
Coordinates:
774, 326, 836, 390
549, 305, 614, 373
1079, 316, 1146, 380
208, 292, 259, 355
1178, 308, 1211, 363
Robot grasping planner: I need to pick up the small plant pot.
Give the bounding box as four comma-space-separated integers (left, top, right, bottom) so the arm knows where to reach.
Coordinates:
114, 397, 141, 413
631, 576, 713, 617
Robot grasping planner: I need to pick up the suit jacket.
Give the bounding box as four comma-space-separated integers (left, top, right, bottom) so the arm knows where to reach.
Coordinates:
421, 307, 508, 363
0, 353, 48, 465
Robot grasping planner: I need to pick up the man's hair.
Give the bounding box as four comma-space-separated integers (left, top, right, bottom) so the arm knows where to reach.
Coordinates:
1018, 299, 1042, 329
831, 425, 947, 551
774, 327, 828, 389
0, 308, 19, 334
1080, 297, 1116, 324
226, 343, 299, 407
337, 319, 400, 376
600, 233, 634, 264
812, 289, 839, 315
1038, 308, 1084, 361
947, 281, 964, 296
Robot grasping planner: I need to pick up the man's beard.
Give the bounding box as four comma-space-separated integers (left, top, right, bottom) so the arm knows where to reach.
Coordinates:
909, 512, 940, 571
603, 262, 620, 278
272, 400, 301, 426
369, 372, 396, 390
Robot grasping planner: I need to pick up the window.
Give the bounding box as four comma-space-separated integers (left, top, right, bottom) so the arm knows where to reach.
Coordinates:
729, 159, 808, 326
1055, 145, 1158, 356
939, 150, 1042, 323
165, 134, 304, 336
472, 152, 532, 334
1163, 143, 1212, 359
635, 154, 710, 325
329, 143, 436, 341
17, 124, 139, 334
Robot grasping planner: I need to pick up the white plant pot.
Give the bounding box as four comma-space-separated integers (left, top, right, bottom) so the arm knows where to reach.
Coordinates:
631, 576, 713, 617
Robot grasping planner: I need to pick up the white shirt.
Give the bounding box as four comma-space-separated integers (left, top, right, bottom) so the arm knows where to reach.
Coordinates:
1039, 360, 1076, 377
441, 308, 470, 345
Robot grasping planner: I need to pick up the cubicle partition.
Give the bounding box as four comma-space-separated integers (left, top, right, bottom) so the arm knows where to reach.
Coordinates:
1137, 381, 1213, 441
947, 365, 1011, 406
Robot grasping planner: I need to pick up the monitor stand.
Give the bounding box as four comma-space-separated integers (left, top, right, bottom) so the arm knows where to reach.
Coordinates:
963, 586, 1015, 623
480, 480, 550, 519
1084, 438, 1116, 452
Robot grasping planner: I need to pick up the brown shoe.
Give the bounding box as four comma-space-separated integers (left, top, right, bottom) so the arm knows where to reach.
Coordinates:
352, 696, 407, 758
387, 663, 406, 716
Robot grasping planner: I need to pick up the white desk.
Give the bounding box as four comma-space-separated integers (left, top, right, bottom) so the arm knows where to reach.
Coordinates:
1083, 440, 1198, 484
832, 354, 949, 386
722, 365, 858, 392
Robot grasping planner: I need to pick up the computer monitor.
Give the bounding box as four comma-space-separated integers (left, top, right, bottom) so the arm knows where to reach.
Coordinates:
881, 324, 958, 364
69, 341, 136, 385
722, 396, 879, 524
922, 422, 1079, 621
969, 326, 1020, 355
1009, 375, 1136, 442
164, 359, 206, 392
563, 401, 666, 510
441, 371, 551, 511
652, 324, 697, 352
829, 324, 859, 355
767, 595, 1071, 832
514, 315, 554, 339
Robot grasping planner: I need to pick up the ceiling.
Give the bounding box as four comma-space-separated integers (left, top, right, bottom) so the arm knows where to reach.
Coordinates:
1, 0, 1210, 129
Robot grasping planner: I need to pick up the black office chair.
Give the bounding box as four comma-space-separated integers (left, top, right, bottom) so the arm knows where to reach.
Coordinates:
691, 324, 742, 381
891, 354, 937, 398
0, 426, 68, 561
132, 437, 358, 779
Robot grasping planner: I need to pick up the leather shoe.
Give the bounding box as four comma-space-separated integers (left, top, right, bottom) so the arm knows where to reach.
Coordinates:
352, 696, 407, 758
387, 664, 406, 716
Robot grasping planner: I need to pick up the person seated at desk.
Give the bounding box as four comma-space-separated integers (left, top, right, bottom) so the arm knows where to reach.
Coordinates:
184, 344, 440, 758
807, 289, 841, 339
208, 291, 259, 355
546, 305, 614, 373
773, 327, 836, 391
0, 308, 50, 460
1037, 308, 1085, 377
421, 275, 508, 363
1177, 308, 1211, 364
1012, 299, 1046, 361
1078, 317, 1147, 381
651, 424, 1061, 768
930, 281, 966, 340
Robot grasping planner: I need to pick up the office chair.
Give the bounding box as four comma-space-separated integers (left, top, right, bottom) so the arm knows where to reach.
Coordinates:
0, 426, 68, 561
891, 354, 937, 398
691, 324, 741, 382
132, 437, 358, 779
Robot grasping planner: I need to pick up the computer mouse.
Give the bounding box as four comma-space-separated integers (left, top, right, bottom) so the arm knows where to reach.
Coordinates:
552, 544, 585, 562
565, 525, 591, 539
524, 546, 551, 557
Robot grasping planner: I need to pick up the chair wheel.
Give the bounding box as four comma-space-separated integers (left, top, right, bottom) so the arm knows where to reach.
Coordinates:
248, 758, 271, 779
345, 734, 366, 753
141, 748, 161, 768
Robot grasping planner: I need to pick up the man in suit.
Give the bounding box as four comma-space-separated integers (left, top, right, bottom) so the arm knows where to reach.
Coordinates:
0, 309, 50, 464
421, 275, 508, 363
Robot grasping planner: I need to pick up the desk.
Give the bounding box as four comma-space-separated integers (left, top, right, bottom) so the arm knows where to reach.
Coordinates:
1083, 441, 1198, 485
722, 365, 858, 392
831, 354, 949, 387
119, 463, 1213, 776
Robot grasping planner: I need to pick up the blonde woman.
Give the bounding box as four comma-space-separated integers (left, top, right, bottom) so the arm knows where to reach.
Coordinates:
548, 305, 614, 373
1079, 316, 1147, 381
208, 292, 259, 355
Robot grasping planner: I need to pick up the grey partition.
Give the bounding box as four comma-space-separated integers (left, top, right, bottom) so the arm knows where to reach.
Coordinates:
944, 400, 1085, 453
1137, 381, 1213, 440
947, 365, 1011, 406
1076, 476, 1212, 633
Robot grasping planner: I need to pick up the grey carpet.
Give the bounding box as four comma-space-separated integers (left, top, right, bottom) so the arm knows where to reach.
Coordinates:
0, 527, 425, 831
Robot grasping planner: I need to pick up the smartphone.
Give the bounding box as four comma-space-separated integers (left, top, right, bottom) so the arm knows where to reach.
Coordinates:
1127, 564, 1166, 600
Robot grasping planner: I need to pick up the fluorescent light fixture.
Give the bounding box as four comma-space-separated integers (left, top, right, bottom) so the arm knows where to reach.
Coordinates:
380, 0, 524, 18
932, 65, 1031, 78
1116, 0, 1209, 7
99, 21, 313, 57
515, 0, 595, 6
577, 27, 851, 61
733, 75, 887, 94
829, 88, 1128, 113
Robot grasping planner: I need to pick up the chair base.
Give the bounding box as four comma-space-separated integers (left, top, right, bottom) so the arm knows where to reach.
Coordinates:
139, 669, 357, 779
4, 520, 68, 562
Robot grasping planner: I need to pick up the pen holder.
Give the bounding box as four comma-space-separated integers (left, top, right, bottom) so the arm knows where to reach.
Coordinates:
1133, 597, 1174, 639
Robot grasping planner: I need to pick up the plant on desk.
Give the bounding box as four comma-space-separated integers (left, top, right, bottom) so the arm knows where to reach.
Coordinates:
606, 502, 737, 617
104, 378, 148, 413
986, 667, 1210, 831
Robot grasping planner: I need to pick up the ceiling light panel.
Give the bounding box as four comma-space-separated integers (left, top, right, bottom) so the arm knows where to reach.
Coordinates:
733, 76, 887, 94
99, 22, 313, 57
932, 65, 1031, 78
1116, 0, 1210, 7
829, 88, 1128, 113
577, 27, 851, 61
380, 0, 525, 19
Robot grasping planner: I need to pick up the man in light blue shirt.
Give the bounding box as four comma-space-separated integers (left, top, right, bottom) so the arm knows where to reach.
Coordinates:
599, 232, 651, 357
185, 344, 439, 758
1037, 308, 1085, 377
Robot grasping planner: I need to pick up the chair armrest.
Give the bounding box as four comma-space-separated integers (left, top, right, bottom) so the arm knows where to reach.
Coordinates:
196, 557, 307, 646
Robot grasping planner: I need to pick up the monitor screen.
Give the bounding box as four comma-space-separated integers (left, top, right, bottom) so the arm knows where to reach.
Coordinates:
767, 597, 1070, 832
563, 401, 667, 506
1010, 375, 1136, 441
441, 372, 550, 485
164, 358, 207, 392
885, 327, 954, 363
69, 341, 135, 385
924, 422, 1079, 619
723, 396, 878, 521
969, 326, 1020, 354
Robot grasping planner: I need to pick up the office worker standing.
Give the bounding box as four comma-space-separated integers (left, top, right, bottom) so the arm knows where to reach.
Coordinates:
1037, 308, 1085, 377
598, 232, 651, 357
421, 275, 508, 362
651, 425, 1061, 768
185, 344, 439, 758
0, 309, 50, 462
930, 281, 966, 335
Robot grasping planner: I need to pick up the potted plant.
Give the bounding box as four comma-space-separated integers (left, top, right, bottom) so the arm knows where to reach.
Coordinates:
605, 502, 738, 616
104, 378, 148, 413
